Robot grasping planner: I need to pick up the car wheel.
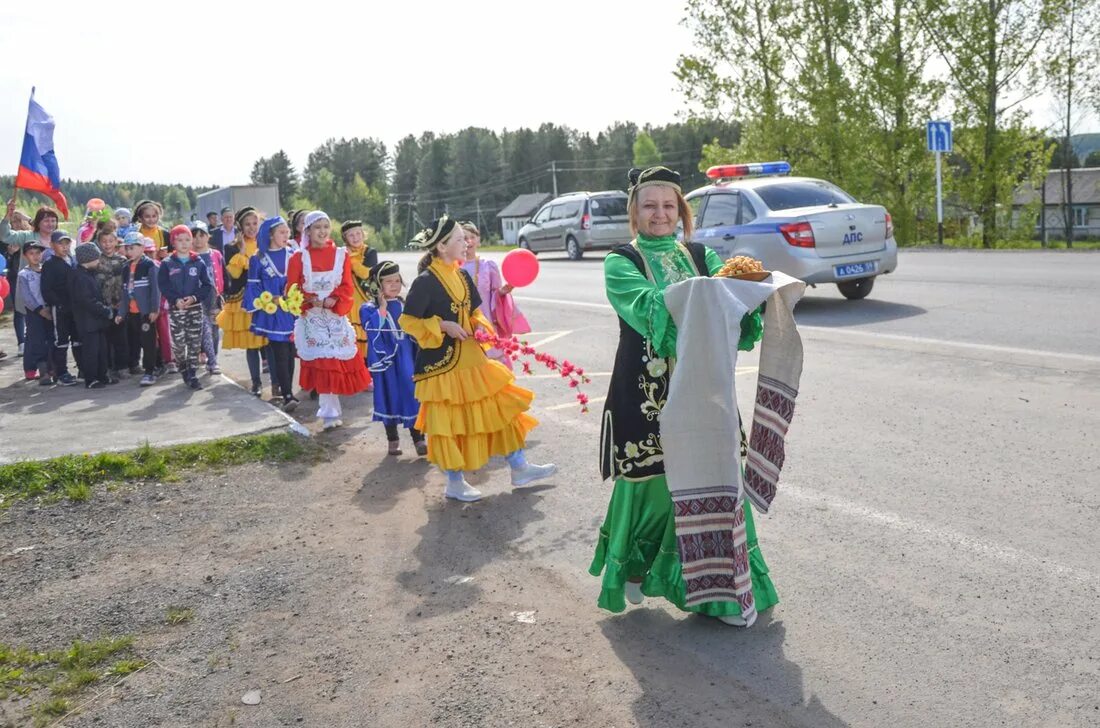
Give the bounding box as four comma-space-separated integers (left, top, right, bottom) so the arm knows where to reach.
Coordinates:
518, 237, 531, 252
566, 236, 583, 261
837, 277, 875, 300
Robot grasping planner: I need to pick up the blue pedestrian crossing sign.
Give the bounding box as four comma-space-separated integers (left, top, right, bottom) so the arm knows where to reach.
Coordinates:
927, 121, 952, 153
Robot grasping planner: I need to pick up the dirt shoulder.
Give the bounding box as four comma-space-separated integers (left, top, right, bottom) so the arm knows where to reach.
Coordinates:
2, 436, 801, 728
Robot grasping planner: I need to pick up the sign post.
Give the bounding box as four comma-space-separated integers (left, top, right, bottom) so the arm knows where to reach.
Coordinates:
926, 121, 952, 246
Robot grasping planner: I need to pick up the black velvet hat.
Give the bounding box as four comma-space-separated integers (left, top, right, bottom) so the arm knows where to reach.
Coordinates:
409, 215, 457, 250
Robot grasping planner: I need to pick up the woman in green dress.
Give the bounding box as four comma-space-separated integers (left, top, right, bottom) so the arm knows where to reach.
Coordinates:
589, 166, 776, 626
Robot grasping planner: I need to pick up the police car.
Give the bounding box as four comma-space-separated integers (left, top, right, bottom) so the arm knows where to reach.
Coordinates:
686, 162, 898, 299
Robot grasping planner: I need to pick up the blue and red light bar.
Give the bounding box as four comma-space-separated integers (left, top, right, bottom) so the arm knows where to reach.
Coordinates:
705, 161, 791, 180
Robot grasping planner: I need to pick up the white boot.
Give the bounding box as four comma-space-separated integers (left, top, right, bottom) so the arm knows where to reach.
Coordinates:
624, 581, 645, 605
716, 611, 757, 628
444, 478, 482, 502
511, 462, 558, 488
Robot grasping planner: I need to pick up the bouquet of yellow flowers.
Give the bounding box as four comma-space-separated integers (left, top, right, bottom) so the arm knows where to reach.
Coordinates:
716, 255, 770, 281
282, 284, 305, 315
252, 291, 278, 315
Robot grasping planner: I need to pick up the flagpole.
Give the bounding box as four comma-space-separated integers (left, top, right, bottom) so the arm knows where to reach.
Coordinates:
9, 88, 34, 212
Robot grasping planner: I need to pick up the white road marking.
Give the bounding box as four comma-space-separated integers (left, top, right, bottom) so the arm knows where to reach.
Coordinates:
545, 396, 605, 411
526, 330, 574, 348
781, 484, 1098, 586
515, 295, 1100, 370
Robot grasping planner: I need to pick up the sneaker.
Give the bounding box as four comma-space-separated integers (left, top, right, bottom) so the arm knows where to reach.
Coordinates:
38, 376, 56, 387
153, 365, 167, 378
87, 380, 106, 389
271, 385, 281, 400
511, 462, 558, 488
139, 374, 156, 387
388, 441, 402, 456
207, 365, 221, 375
624, 581, 645, 605
281, 396, 300, 413
17, 343, 24, 356
444, 479, 483, 502
250, 382, 262, 397
57, 373, 78, 387
321, 418, 343, 431
106, 375, 120, 385
414, 441, 428, 457
166, 362, 178, 374
24, 370, 39, 381
110, 369, 127, 380
188, 377, 202, 390
129, 366, 143, 375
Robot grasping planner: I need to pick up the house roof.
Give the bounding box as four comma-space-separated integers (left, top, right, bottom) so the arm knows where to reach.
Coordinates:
497, 193, 552, 218
1014, 167, 1100, 206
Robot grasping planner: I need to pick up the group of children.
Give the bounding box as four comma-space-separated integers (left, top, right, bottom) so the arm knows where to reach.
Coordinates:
3, 200, 557, 500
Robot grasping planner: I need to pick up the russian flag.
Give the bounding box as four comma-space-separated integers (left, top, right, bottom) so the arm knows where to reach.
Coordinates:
15, 88, 68, 219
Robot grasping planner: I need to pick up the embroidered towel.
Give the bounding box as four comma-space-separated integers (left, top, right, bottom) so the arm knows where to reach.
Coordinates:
661, 272, 805, 614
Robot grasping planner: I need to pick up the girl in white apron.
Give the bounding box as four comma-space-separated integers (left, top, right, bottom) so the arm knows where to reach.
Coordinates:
285, 211, 371, 430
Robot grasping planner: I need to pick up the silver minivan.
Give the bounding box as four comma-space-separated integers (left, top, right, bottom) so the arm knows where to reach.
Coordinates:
517, 191, 630, 260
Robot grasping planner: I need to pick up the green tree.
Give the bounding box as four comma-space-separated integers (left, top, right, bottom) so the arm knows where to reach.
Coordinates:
392, 135, 421, 240
1042, 0, 1099, 245
250, 150, 299, 209
920, 0, 1062, 246
414, 133, 451, 221
632, 132, 662, 168
1085, 150, 1100, 166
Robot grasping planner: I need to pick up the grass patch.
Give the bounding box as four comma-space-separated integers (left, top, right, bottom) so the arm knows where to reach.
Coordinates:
165, 606, 195, 625
0, 433, 308, 507
906, 237, 1100, 250
0, 636, 142, 725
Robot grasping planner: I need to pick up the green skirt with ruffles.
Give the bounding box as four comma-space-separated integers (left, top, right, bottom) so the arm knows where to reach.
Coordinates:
589, 475, 779, 617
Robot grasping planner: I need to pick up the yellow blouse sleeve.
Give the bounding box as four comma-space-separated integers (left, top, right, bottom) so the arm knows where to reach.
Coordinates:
227, 253, 250, 278
471, 309, 495, 335
351, 260, 371, 280
398, 313, 445, 349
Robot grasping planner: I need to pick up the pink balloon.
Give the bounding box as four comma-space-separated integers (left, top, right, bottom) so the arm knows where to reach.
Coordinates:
0, 297, 5, 314
87, 198, 106, 212
502, 249, 540, 288
0, 277, 8, 299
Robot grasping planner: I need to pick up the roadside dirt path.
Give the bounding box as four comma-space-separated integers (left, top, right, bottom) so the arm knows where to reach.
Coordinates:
2, 435, 800, 728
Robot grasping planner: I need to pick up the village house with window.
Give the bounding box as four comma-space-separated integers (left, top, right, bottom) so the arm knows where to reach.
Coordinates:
496, 193, 552, 246
1012, 167, 1100, 241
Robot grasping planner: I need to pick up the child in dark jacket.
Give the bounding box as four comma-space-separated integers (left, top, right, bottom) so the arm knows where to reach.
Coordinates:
158, 226, 213, 389
41, 231, 81, 385
67, 243, 114, 388
119, 232, 161, 386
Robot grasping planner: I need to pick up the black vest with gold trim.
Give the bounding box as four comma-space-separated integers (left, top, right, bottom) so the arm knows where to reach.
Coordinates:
403, 265, 482, 382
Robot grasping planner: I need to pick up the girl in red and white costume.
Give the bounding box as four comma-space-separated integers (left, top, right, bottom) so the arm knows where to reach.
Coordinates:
285, 211, 371, 430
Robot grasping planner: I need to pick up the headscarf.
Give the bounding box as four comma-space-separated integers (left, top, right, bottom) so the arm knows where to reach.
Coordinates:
257, 216, 288, 255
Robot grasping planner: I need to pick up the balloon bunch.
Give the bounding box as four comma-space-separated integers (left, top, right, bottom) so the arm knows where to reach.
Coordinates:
473, 329, 592, 413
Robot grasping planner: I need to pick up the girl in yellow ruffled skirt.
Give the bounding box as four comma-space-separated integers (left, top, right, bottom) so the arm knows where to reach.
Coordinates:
398, 215, 556, 502
216, 207, 269, 395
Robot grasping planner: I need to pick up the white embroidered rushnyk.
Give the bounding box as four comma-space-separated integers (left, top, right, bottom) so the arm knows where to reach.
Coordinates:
294, 246, 359, 362
660, 271, 805, 618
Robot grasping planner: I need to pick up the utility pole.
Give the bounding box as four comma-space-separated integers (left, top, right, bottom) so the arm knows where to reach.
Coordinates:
388, 194, 396, 237
550, 160, 558, 197
476, 197, 482, 234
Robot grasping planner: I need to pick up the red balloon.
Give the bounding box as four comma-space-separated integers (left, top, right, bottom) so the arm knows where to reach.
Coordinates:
502, 249, 540, 288
0, 297, 5, 314
0, 277, 8, 299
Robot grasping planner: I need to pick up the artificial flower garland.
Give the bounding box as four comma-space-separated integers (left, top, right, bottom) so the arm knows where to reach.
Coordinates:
473, 329, 592, 412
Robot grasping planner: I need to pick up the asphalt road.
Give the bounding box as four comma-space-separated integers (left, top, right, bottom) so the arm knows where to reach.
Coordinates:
223, 248, 1100, 727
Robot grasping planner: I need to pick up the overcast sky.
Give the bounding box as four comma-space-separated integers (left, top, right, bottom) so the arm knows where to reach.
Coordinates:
1, 0, 1092, 189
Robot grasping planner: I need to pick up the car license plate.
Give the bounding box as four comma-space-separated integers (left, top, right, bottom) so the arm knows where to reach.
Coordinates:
834, 261, 876, 277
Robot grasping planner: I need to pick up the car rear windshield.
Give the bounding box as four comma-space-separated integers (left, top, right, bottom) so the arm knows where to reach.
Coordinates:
754, 181, 855, 211
589, 196, 628, 217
